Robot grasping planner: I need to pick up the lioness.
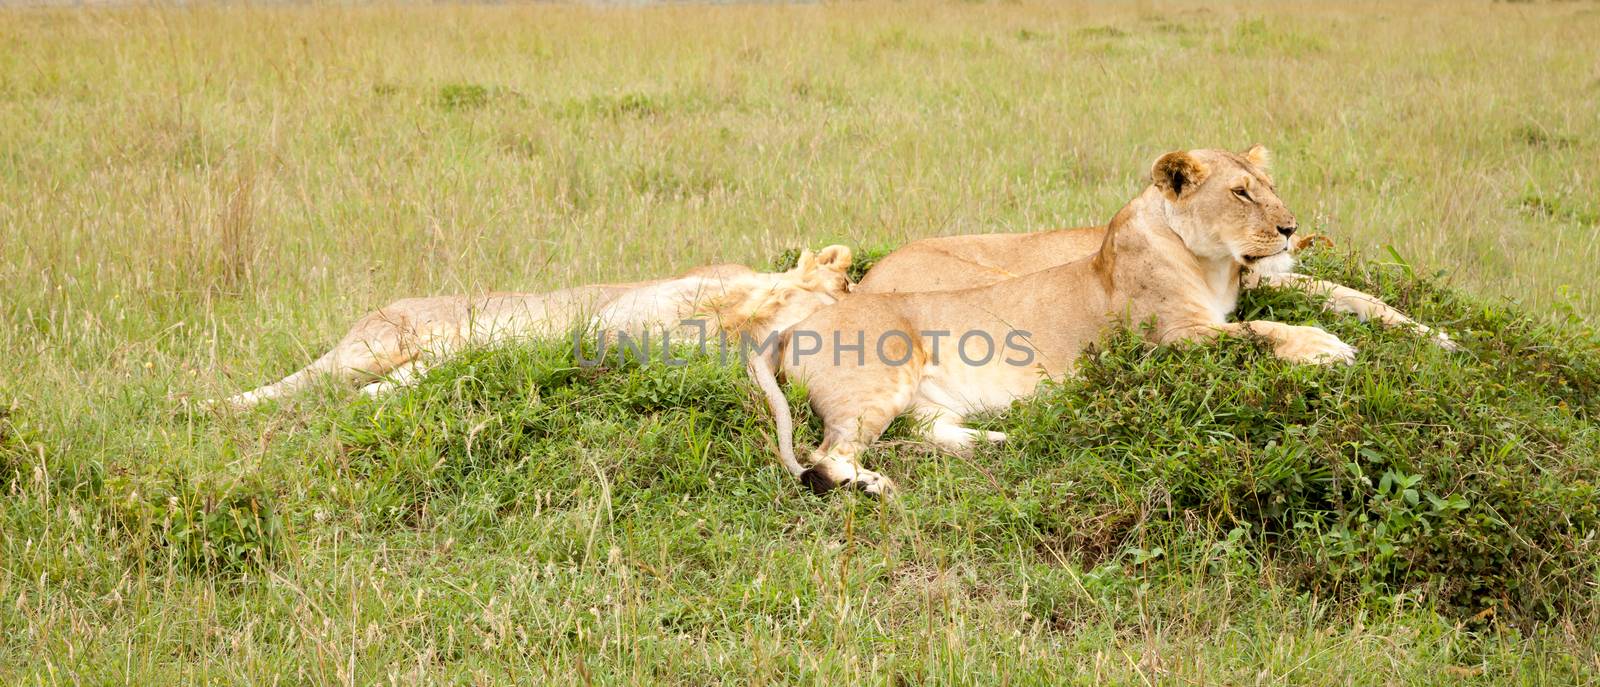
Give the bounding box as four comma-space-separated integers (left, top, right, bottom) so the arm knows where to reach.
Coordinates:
855, 147, 1452, 347
215, 245, 854, 410
753, 147, 1407, 496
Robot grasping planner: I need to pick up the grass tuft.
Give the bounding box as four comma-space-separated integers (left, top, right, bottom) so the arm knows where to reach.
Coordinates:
437, 83, 493, 110
105, 470, 284, 576
0, 401, 30, 493
1514, 124, 1578, 149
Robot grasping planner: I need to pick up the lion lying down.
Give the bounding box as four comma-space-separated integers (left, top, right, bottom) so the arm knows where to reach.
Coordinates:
749, 146, 1458, 497
855, 148, 1454, 349
213, 245, 854, 410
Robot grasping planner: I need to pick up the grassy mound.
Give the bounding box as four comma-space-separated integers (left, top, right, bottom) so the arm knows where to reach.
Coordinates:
318, 249, 1600, 623
1004, 251, 1600, 620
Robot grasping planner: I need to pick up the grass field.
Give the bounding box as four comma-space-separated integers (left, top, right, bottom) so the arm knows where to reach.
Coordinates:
4, 1, 1600, 683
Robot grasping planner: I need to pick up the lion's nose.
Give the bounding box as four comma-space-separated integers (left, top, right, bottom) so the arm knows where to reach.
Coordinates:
1276, 225, 1297, 238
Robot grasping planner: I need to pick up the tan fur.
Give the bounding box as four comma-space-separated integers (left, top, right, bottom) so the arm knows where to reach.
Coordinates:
855, 147, 1454, 348
214, 246, 854, 410
756, 148, 1412, 497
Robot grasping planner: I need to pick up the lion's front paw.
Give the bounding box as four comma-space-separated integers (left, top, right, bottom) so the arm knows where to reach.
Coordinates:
1273, 326, 1356, 365
188, 396, 228, 413
1367, 307, 1459, 352
1413, 324, 1461, 352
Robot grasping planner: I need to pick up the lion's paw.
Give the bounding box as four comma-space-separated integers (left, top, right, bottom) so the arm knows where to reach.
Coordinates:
1274, 326, 1356, 366
849, 468, 897, 498
799, 459, 896, 499
1415, 324, 1461, 352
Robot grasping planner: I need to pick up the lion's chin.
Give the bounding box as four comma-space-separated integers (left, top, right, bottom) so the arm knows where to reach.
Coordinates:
1243, 251, 1296, 277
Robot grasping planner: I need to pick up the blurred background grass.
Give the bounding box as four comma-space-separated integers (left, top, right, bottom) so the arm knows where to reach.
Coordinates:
3, 1, 1597, 398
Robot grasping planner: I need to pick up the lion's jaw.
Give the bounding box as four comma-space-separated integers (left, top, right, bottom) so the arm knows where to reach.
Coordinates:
1245, 250, 1297, 278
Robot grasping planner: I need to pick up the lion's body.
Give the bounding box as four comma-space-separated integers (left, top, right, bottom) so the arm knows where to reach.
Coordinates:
755, 147, 1439, 496
787, 260, 1110, 421
855, 226, 1107, 294
219, 247, 854, 410
855, 197, 1447, 342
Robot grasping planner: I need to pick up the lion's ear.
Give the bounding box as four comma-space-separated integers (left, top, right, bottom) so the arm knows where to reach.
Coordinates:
815, 245, 853, 272
793, 248, 818, 273
1243, 144, 1272, 171
1151, 151, 1209, 201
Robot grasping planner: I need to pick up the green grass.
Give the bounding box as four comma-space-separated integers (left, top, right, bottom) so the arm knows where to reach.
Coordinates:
11, 249, 1600, 683
4, 1, 1600, 683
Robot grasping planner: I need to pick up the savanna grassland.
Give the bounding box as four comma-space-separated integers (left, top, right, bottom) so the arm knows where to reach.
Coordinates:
4, 1, 1600, 684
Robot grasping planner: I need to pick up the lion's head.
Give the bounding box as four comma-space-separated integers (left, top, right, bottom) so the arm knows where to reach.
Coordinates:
707, 244, 854, 337
790, 244, 854, 300
1152, 145, 1298, 275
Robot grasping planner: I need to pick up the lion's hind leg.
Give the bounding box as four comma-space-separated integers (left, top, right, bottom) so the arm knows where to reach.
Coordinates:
212, 310, 420, 411
915, 406, 1006, 456
794, 366, 921, 497
800, 440, 897, 498
214, 347, 352, 411
359, 359, 434, 398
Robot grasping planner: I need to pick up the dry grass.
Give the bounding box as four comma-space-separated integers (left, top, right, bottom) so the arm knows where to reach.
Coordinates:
3, 3, 1597, 380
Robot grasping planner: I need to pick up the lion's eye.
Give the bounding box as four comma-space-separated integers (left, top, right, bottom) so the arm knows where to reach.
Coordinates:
1232, 187, 1252, 201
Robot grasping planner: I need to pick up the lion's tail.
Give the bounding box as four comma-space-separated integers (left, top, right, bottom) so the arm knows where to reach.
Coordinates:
747, 339, 805, 479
